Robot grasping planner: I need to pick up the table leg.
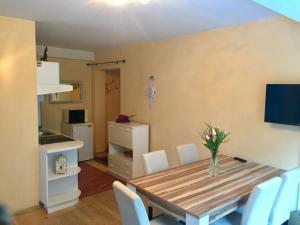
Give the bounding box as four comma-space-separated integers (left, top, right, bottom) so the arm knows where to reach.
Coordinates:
297, 182, 300, 211
127, 183, 136, 192
186, 213, 209, 225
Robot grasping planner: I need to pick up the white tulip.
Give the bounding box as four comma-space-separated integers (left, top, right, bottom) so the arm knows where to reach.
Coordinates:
206, 135, 210, 140
212, 129, 216, 136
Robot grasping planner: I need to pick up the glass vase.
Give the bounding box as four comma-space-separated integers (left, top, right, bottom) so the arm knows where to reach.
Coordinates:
208, 155, 220, 177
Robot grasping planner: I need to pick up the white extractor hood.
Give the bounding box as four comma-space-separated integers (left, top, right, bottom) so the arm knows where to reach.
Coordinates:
37, 61, 73, 95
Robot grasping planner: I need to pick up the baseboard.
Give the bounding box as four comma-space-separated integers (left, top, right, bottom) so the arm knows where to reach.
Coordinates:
13, 205, 40, 215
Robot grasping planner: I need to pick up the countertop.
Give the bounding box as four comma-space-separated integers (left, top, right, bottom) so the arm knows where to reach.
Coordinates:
39, 128, 84, 153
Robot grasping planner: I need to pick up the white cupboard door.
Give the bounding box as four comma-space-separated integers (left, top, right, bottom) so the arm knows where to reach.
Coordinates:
73, 125, 93, 161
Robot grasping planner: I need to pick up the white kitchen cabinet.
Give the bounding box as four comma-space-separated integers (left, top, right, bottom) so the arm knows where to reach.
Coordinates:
37, 61, 72, 95
62, 123, 94, 161
108, 121, 149, 180
39, 141, 83, 213
37, 61, 60, 84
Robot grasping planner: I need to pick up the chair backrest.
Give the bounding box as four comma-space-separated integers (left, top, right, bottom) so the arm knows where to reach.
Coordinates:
113, 181, 150, 225
142, 150, 169, 175
269, 167, 300, 225
176, 144, 200, 166
241, 177, 282, 225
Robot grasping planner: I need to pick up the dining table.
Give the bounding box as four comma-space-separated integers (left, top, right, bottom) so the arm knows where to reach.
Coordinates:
127, 155, 284, 225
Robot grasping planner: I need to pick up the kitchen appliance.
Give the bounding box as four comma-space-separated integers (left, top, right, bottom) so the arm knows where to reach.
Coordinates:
62, 123, 94, 161
37, 61, 73, 95
39, 130, 74, 145
63, 109, 88, 124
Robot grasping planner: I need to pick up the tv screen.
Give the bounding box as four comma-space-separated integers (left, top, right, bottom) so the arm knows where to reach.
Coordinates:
265, 84, 300, 126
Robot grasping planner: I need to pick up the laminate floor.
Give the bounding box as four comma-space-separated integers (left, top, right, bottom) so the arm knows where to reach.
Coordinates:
14, 190, 121, 225
14, 160, 121, 225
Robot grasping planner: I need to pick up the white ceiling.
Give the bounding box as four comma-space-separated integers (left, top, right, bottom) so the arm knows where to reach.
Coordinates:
0, 0, 278, 50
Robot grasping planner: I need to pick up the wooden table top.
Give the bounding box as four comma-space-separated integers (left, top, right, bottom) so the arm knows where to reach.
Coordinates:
128, 155, 284, 219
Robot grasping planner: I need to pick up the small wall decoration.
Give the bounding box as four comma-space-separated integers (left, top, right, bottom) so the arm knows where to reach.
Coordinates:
40, 46, 48, 61
147, 75, 156, 109
105, 79, 119, 94
55, 154, 67, 175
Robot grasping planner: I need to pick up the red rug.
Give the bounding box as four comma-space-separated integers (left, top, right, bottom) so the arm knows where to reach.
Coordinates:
78, 162, 118, 198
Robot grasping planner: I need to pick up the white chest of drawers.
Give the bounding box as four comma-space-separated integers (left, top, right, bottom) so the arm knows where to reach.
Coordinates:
108, 121, 149, 180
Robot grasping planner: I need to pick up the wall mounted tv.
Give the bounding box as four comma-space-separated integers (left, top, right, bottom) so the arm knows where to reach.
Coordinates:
265, 84, 300, 126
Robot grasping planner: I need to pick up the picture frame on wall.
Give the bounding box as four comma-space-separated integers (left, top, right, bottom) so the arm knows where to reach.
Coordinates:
50, 80, 84, 104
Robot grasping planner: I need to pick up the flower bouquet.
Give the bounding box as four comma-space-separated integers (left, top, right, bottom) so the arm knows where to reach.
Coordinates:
201, 123, 230, 176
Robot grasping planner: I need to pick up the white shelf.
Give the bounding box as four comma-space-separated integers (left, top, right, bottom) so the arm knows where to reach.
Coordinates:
48, 167, 81, 181
110, 152, 133, 162
40, 142, 81, 213
48, 189, 81, 207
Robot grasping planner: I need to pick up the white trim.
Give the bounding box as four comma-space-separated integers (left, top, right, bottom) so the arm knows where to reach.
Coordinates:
186, 213, 209, 225
150, 201, 186, 222
37, 45, 94, 61
46, 199, 79, 213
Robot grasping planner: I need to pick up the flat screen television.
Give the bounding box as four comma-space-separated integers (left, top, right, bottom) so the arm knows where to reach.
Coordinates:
265, 84, 300, 126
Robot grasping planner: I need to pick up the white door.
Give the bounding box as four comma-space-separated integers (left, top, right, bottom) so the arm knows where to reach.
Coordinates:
73, 124, 93, 161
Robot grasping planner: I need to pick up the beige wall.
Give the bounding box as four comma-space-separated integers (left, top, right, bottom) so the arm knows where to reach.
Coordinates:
95, 17, 300, 170
0, 16, 38, 212
41, 57, 93, 134
94, 69, 106, 153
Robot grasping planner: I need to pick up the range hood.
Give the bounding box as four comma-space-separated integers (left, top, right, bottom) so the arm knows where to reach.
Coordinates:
37, 61, 73, 95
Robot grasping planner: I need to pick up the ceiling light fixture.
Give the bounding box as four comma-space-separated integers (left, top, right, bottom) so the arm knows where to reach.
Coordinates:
104, 0, 151, 6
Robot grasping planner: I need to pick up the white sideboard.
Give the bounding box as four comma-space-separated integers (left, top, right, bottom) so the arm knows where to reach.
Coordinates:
39, 141, 83, 213
108, 121, 149, 180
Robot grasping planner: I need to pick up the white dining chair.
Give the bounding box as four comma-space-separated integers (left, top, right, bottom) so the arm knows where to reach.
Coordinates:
211, 177, 282, 225
142, 150, 177, 221
176, 144, 200, 166
142, 150, 169, 175
113, 181, 181, 225
268, 167, 300, 225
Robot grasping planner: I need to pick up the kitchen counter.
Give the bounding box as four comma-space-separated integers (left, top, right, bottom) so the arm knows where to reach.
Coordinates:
39, 129, 83, 213
39, 128, 84, 153
39, 140, 84, 154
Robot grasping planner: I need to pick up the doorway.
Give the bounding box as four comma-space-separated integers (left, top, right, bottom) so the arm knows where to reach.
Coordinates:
93, 68, 120, 165
104, 69, 121, 149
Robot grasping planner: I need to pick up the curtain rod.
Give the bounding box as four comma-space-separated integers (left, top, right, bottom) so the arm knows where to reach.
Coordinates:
86, 59, 126, 66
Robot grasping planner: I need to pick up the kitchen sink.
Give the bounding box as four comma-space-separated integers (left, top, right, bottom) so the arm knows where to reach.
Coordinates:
39, 130, 74, 145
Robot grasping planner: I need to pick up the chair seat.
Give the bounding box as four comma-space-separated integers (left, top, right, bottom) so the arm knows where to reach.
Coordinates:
211, 212, 242, 225
150, 215, 183, 225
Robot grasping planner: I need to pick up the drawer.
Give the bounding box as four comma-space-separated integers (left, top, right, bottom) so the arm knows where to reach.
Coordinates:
108, 154, 132, 170
108, 154, 132, 179
108, 124, 132, 149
